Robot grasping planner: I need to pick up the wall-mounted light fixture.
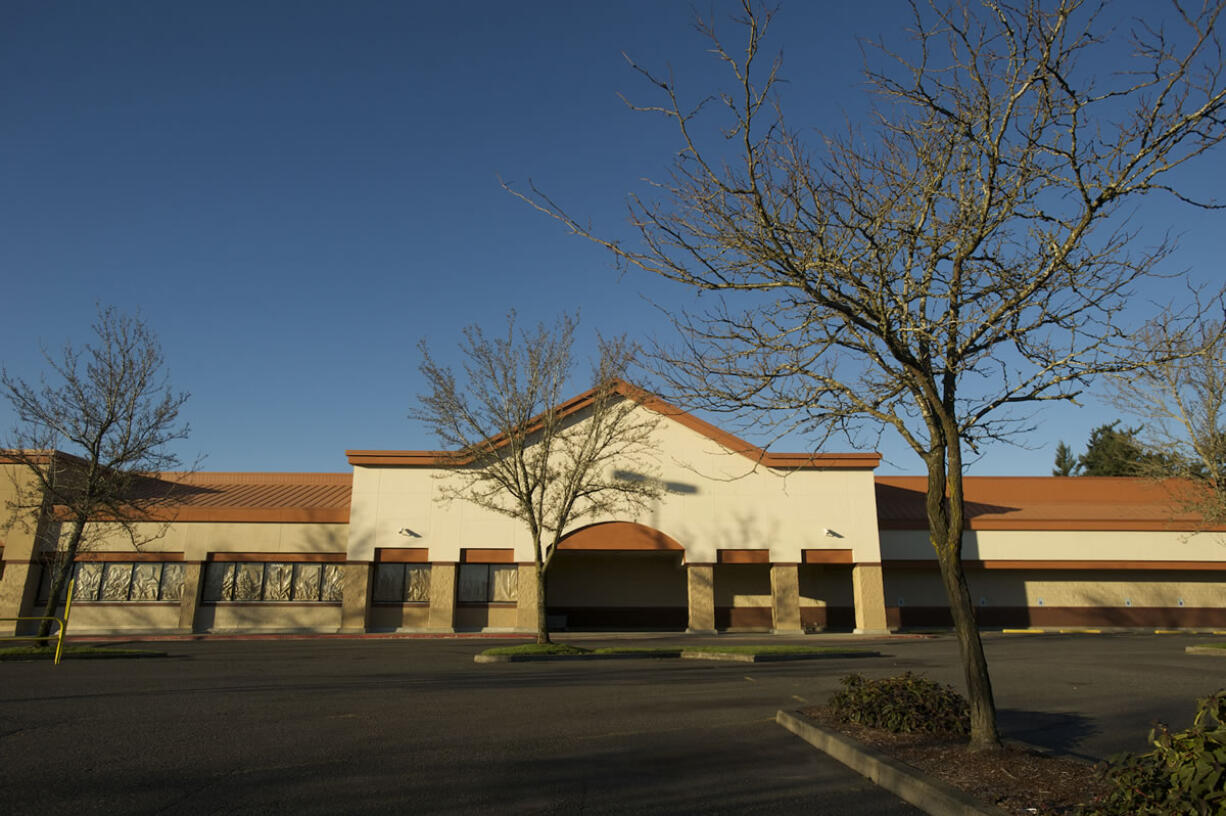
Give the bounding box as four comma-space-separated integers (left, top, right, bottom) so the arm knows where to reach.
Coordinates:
398, 527, 421, 538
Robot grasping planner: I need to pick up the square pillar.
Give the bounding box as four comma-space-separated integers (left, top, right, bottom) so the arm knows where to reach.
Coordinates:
428, 562, 456, 633
686, 563, 716, 634
515, 563, 539, 633
0, 560, 40, 636
340, 561, 372, 633
176, 561, 204, 634
770, 563, 803, 634
852, 562, 890, 634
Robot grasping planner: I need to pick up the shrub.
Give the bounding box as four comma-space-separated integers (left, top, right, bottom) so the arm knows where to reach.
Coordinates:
1079, 689, 1226, 815
827, 671, 970, 735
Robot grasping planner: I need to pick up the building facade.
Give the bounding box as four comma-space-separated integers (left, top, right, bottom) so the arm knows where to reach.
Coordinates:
2, 386, 1224, 636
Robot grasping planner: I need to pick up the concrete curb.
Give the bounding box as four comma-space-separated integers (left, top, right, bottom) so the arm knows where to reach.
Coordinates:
474, 651, 677, 664
776, 710, 1009, 816
476, 649, 881, 664
1186, 645, 1226, 656
65, 632, 530, 643
682, 650, 879, 663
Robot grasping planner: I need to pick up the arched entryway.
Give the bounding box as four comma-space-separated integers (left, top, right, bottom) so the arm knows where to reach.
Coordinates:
546, 521, 688, 630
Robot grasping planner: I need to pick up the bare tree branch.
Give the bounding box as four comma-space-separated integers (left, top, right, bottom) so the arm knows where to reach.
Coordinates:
412, 313, 662, 644
509, 0, 1226, 750
1111, 308, 1226, 527
2, 305, 192, 639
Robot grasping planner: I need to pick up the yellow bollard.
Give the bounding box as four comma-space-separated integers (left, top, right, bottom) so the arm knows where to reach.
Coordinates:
53, 578, 75, 666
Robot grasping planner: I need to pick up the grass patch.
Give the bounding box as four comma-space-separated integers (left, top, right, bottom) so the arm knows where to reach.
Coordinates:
1194, 642, 1226, 650
683, 645, 869, 657
480, 643, 592, 657
0, 645, 169, 661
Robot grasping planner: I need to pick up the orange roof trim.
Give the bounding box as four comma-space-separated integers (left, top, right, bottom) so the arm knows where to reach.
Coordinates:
347, 380, 880, 470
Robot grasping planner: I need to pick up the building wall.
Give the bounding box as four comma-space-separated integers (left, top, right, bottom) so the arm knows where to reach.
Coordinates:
21, 519, 349, 634
11, 406, 1226, 636
880, 529, 1226, 628
348, 405, 883, 566
81, 520, 348, 560
195, 603, 343, 633
879, 528, 1226, 562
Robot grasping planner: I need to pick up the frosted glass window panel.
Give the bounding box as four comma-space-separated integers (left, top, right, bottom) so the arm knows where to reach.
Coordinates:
458, 565, 490, 603
73, 563, 103, 600
203, 563, 235, 601
405, 565, 430, 603
101, 563, 133, 601
491, 565, 518, 603
130, 564, 161, 600
373, 564, 404, 603
264, 563, 294, 601
235, 564, 264, 600
160, 563, 185, 602
293, 564, 321, 601
321, 564, 344, 601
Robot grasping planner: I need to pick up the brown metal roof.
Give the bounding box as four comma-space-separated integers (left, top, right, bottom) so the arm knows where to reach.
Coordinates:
875, 476, 1207, 531
150, 472, 352, 523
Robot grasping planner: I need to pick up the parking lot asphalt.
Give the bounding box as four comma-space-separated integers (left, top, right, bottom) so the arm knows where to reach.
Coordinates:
0, 631, 1220, 815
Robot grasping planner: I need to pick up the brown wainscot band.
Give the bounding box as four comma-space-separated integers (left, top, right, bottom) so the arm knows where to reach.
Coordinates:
74, 552, 185, 562
460, 548, 515, 563
802, 549, 855, 564
374, 548, 428, 563
717, 549, 771, 564
207, 552, 346, 563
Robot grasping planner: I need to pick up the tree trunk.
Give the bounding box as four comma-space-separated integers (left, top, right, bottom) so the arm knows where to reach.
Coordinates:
535, 545, 551, 645
924, 447, 1000, 751
36, 516, 85, 642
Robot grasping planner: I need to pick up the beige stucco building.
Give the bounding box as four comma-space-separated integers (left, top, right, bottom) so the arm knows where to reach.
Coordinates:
2, 385, 1224, 636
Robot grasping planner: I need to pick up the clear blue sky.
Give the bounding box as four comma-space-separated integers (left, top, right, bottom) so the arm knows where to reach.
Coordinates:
2, 1, 1223, 475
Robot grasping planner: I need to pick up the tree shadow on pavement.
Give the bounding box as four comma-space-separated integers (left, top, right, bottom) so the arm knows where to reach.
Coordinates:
999, 708, 1099, 759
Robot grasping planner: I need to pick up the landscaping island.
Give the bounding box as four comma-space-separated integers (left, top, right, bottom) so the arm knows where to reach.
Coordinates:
475, 643, 877, 663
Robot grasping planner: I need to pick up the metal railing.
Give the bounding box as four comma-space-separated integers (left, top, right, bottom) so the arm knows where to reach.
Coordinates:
0, 579, 75, 664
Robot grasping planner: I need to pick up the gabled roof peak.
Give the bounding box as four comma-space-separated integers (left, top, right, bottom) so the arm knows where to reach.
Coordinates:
347, 380, 880, 470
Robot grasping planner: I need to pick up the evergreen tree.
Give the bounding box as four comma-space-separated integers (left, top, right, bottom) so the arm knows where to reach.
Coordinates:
1078, 422, 1150, 476
1052, 442, 1078, 476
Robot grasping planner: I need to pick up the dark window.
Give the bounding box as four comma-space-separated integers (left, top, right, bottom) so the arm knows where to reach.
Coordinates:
373, 564, 431, 603
457, 564, 518, 603
202, 562, 343, 602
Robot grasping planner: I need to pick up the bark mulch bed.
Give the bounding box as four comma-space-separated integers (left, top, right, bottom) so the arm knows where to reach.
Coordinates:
799, 706, 1110, 815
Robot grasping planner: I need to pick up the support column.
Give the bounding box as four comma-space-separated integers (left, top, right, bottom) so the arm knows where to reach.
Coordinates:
176, 561, 204, 634
0, 560, 41, 636
852, 562, 890, 634
515, 563, 539, 633
686, 563, 716, 634
428, 562, 456, 633
340, 561, 372, 634
770, 563, 803, 634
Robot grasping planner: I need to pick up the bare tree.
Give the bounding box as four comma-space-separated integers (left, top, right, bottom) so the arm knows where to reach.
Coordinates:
1111, 317, 1226, 526
2, 306, 191, 639
413, 313, 661, 645
510, 1, 1226, 749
